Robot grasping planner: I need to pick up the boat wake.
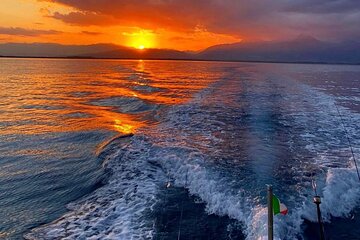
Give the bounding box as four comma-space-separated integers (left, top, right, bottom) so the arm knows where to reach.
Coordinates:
25, 68, 360, 240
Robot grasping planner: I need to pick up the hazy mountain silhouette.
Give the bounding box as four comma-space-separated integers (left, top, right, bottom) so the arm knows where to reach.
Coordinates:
0, 43, 121, 57
0, 42, 192, 59
85, 48, 191, 59
198, 35, 360, 64
0, 35, 359, 64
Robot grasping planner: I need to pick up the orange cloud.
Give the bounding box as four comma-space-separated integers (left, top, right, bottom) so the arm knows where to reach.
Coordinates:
1, 0, 359, 51
41, 0, 360, 42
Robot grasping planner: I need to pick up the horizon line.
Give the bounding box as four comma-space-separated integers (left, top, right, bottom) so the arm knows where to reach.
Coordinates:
1, 55, 359, 66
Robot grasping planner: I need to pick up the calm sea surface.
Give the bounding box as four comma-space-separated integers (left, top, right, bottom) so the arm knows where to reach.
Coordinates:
0, 58, 359, 239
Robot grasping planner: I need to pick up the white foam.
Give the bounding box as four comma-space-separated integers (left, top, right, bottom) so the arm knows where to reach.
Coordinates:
319, 164, 360, 220
25, 137, 166, 240
145, 73, 360, 239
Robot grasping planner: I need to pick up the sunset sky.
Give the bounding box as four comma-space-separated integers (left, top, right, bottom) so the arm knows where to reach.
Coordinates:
0, 0, 359, 51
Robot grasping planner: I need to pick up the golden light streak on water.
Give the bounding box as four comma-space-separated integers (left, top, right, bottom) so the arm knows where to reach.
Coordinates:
0, 59, 223, 135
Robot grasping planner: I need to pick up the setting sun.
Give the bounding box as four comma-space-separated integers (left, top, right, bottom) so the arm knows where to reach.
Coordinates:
123, 30, 155, 49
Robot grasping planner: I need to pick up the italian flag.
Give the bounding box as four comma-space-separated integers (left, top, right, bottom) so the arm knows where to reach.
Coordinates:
273, 195, 288, 215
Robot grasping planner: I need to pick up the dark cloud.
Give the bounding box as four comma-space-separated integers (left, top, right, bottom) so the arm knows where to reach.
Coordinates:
41, 0, 360, 41
0, 27, 62, 36
51, 11, 119, 26
81, 30, 102, 35
285, 0, 360, 13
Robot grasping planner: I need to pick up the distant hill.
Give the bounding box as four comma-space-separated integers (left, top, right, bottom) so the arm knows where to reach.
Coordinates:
84, 47, 192, 60
198, 35, 360, 64
0, 42, 193, 60
0, 43, 121, 58
1, 36, 360, 64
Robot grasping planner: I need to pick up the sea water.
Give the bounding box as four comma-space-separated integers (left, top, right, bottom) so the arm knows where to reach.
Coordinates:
0, 58, 359, 239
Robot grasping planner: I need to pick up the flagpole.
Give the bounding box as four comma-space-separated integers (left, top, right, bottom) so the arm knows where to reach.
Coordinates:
312, 180, 325, 240
267, 185, 273, 240
313, 196, 325, 240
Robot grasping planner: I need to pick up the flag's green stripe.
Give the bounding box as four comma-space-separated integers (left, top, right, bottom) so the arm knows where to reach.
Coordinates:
272, 195, 280, 215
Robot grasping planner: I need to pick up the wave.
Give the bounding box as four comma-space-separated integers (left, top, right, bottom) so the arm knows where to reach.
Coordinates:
25, 135, 166, 240
89, 96, 158, 114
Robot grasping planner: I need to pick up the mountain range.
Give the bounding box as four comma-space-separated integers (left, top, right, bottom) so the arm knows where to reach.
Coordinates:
1, 35, 359, 64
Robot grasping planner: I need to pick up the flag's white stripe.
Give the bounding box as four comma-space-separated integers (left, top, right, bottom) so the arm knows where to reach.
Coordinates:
280, 203, 287, 212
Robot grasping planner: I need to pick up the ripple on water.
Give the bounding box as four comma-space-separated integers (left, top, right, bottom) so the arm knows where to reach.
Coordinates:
89, 96, 158, 114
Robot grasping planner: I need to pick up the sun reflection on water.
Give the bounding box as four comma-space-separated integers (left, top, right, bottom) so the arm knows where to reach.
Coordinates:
0, 58, 222, 135
114, 119, 135, 134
